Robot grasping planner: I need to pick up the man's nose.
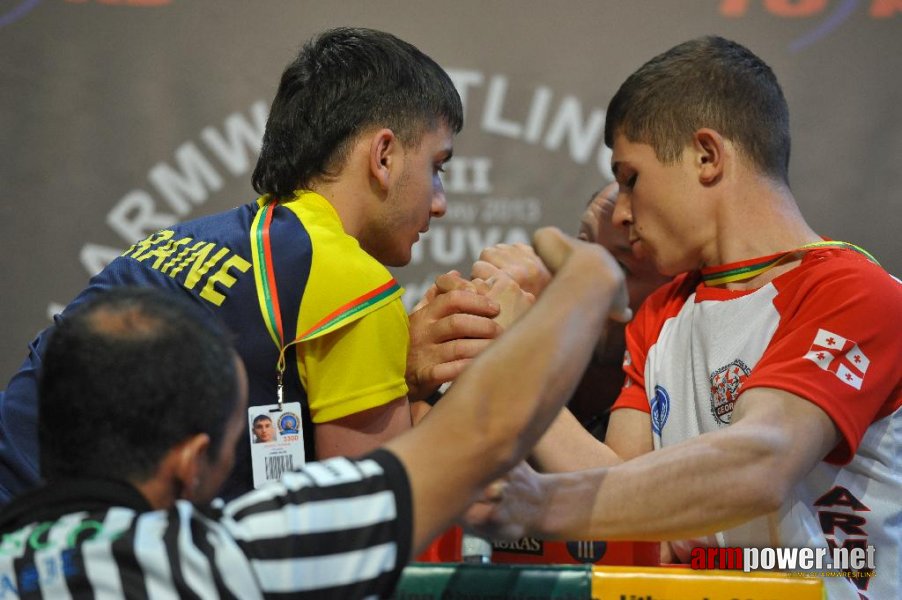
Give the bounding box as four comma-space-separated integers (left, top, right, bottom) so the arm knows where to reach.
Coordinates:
612, 190, 632, 228
431, 186, 447, 218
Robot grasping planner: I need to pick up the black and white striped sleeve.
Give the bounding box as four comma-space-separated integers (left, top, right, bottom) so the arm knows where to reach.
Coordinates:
220, 449, 413, 599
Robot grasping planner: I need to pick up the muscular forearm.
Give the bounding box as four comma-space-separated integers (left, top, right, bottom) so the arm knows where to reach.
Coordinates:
535, 425, 785, 541
530, 409, 623, 472
533, 388, 841, 543
531, 404, 653, 473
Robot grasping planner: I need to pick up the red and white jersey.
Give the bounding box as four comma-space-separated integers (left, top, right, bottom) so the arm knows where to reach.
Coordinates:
614, 247, 902, 599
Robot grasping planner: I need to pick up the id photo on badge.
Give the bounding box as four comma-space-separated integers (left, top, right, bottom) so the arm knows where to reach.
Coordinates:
250, 412, 276, 444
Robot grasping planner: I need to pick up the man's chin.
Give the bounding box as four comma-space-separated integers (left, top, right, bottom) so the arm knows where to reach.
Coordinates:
374, 249, 411, 268
655, 258, 691, 278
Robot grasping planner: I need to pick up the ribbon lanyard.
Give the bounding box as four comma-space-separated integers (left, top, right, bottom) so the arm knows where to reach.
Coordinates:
252, 197, 403, 408
700, 241, 880, 287
252, 199, 300, 409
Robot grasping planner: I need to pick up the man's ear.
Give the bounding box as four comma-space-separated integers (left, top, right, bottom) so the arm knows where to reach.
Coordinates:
692, 128, 725, 185
172, 433, 211, 501
132, 433, 211, 508
369, 128, 399, 192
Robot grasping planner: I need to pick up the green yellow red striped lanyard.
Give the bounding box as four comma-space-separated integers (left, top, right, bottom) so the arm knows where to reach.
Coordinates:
700, 241, 880, 287
251, 199, 401, 407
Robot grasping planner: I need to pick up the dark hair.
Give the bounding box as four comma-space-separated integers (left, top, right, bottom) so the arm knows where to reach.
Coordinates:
252, 414, 271, 425
38, 288, 240, 482
604, 36, 791, 183
252, 27, 464, 197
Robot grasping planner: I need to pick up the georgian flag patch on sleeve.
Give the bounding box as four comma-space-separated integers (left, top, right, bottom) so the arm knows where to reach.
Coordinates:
804, 328, 870, 390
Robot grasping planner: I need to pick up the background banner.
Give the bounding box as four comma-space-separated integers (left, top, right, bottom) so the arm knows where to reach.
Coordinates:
1, 0, 899, 382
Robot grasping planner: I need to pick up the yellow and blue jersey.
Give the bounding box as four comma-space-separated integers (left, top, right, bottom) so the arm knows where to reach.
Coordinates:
0, 191, 408, 502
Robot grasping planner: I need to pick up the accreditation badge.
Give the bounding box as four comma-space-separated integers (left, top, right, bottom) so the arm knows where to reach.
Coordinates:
248, 402, 306, 489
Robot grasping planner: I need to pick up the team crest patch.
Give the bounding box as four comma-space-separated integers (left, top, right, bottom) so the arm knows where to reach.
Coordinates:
709, 359, 751, 425
651, 385, 670, 436
803, 328, 869, 390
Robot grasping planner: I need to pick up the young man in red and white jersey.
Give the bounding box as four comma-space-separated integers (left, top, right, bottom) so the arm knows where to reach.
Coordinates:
467, 36, 901, 600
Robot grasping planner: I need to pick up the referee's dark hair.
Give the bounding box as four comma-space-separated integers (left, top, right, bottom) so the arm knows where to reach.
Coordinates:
251, 26, 464, 198
38, 287, 240, 483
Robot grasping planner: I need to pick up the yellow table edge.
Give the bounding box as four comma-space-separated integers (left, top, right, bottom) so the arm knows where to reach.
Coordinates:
590, 565, 824, 600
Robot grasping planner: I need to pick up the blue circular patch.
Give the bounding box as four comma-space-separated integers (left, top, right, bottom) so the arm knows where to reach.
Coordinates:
651, 385, 670, 436
278, 412, 300, 434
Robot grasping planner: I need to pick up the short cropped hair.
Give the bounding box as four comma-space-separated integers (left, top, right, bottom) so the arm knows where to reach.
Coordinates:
604, 36, 791, 183
39, 288, 239, 482
252, 27, 464, 197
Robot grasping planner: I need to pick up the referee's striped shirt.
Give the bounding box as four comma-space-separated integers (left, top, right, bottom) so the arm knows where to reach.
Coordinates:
0, 449, 412, 599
